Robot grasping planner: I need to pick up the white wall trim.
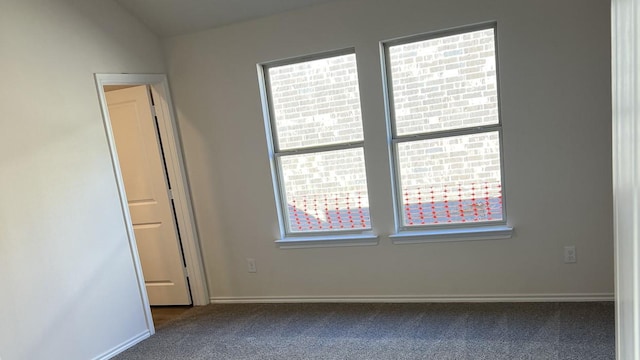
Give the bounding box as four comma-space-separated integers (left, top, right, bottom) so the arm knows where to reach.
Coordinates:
149, 78, 210, 306
612, 0, 640, 358
210, 293, 614, 304
390, 225, 513, 244
94, 74, 209, 312
93, 330, 150, 360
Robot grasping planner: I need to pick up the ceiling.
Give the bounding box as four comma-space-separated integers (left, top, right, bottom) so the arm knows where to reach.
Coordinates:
115, 0, 345, 37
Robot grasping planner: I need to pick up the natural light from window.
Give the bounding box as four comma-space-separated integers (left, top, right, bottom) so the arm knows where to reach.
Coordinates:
386, 26, 505, 228
265, 52, 371, 233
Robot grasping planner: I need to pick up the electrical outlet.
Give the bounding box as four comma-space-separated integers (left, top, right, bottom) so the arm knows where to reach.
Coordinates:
564, 246, 577, 263
247, 258, 257, 273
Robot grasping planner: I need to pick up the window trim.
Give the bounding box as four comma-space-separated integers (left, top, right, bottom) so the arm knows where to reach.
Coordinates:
381, 22, 509, 233
389, 225, 513, 244
259, 49, 373, 238
275, 232, 379, 249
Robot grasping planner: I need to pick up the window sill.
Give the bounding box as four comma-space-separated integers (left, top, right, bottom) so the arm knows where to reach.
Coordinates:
275, 233, 379, 249
390, 225, 513, 245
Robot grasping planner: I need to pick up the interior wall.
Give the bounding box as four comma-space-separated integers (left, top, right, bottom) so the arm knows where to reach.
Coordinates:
164, 0, 613, 301
0, 0, 165, 359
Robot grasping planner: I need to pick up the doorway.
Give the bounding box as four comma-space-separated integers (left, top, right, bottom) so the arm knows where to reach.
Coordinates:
105, 84, 191, 305
95, 74, 208, 333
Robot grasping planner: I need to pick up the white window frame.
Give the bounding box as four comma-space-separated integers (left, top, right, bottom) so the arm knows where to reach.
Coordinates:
381, 22, 512, 239
258, 49, 378, 247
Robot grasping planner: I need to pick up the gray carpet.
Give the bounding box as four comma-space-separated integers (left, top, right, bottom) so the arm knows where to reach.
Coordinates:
116, 302, 614, 359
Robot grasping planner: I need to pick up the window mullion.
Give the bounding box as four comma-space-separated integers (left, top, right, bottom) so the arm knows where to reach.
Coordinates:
275, 141, 364, 157
392, 124, 502, 144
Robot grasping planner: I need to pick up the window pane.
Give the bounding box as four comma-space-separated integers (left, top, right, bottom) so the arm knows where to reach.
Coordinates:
397, 131, 503, 226
268, 54, 364, 150
389, 28, 498, 136
279, 148, 370, 232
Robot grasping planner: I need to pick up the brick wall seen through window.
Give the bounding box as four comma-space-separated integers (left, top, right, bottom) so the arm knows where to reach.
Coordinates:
265, 52, 372, 233
385, 25, 505, 227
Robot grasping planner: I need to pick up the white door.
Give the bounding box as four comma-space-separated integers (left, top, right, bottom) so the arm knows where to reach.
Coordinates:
106, 85, 191, 305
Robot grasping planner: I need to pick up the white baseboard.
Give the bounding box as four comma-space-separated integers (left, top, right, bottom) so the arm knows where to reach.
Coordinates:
93, 330, 150, 360
210, 293, 614, 304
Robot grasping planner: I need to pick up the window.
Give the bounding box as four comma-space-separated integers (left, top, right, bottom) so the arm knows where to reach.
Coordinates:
261, 50, 372, 235
383, 23, 506, 230
259, 24, 511, 244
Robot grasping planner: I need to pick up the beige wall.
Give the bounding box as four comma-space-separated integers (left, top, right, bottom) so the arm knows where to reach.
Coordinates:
0, 0, 165, 358
165, 0, 613, 301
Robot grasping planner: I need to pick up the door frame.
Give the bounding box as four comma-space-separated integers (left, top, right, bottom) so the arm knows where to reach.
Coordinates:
612, 0, 640, 358
94, 73, 209, 329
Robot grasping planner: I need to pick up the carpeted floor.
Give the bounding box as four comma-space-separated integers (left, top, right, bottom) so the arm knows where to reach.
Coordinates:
116, 302, 614, 359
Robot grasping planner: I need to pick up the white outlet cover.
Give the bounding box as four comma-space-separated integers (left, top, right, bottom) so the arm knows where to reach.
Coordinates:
247, 258, 257, 273
564, 246, 577, 263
